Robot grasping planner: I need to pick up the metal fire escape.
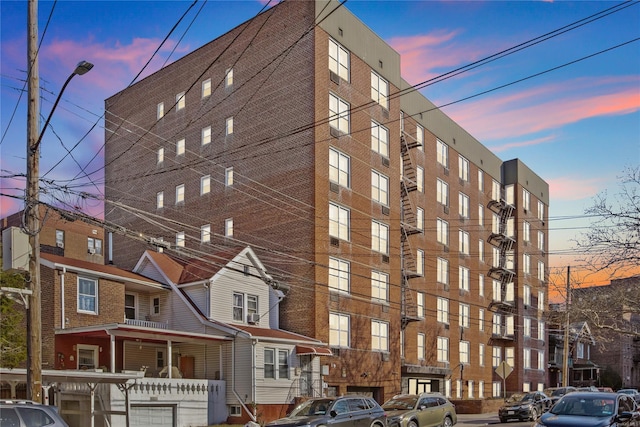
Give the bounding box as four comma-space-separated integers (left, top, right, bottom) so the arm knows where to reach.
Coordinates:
487, 192, 517, 341
400, 130, 422, 329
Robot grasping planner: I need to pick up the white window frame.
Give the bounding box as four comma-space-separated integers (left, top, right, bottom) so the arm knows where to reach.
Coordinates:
200, 175, 211, 195
524, 253, 531, 275
175, 184, 185, 204
459, 341, 470, 364
416, 166, 424, 193
202, 126, 211, 145
417, 292, 425, 318
437, 258, 449, 285
176, 92, 185, 111
418, 333, 425, 360
156, 191, 164, 209
371, 220, 389, 255
479, 309, 485, 331
437, 218, 449, 245
538, 291, 545, 311
538, 231, 545, 252
479, 274, 485, 297
201, 224, 211, 243
459, 230, 470, 255
225, 68, 233, 87
479, 239, 485, 262
416, 125, 424, 150
329, 38, 349, 81
202, 78, 211, 98
176, 138, 185, 156
478, 170, 484, 192
437, 336, 449, 362
492, 346, 502, 367
157, 102, 165, 119
226, 117, 234, 135
459, 303, 470, 328
329, 203, 350, 241
478, 204, 484, 226
371, 170, 389, 206
416, 207, 424, 231
416, 249, 424, 276
329, 147, 350, 188
176, 231, 185, 247
77, 344, 99, 370
87, 237, 102, 255
524, 317, 531, 337
436, 139, 448, 168
78, 277, 98, 314
329, 93, 350, 134
524, 285, 531, 306
459, 266, 470, 291
157, 147, 164, 164
225, 167, 234, 187
537, 200, 545, 221
524, 348, 531, 369
523, 221, 531, 242
225, 218, 233, 237
371, 71, 389, 109
492, 179, 501, 201
371, 320, 389, 352
371, 121, 389, 157
437, 297, 449, 324
459, 192, 469, 218
458, 155, 469, 181
329, 312, 350, 348
538, 261, 545, 281
371, 271, 388, 302
329, 257, 350, 293
523, 189, 531, 211
437, 179, 449, 206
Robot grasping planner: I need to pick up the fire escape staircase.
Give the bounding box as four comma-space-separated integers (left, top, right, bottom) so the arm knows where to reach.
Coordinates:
400, 130, 422, 330
487, 196, 517, 314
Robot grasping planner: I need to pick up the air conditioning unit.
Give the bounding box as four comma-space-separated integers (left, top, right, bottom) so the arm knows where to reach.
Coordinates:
381, 157, 390, 167
247, 313, 260, 324
56, 242, 64, 248
88, 248, 96, 255
381, 352, 390, 362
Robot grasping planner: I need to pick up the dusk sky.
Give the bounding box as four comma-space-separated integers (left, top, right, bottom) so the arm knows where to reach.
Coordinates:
1, 0, 639, 291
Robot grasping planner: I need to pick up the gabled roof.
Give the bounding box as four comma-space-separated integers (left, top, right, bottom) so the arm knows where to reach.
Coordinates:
570, 321, 596, 345
41, 253, 165, 288
140, 248, 241, 284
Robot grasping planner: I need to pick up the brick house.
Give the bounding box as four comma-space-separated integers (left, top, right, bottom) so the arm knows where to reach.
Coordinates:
102, 0, 549, 406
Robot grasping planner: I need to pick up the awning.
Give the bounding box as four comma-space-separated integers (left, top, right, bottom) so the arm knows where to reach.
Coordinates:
295, 345, 333, 356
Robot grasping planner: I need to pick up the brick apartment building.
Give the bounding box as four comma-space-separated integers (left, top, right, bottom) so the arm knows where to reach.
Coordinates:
103, 0, 549, 402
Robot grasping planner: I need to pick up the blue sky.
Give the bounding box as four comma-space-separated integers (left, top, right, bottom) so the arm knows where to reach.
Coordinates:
1, 0, 639, 286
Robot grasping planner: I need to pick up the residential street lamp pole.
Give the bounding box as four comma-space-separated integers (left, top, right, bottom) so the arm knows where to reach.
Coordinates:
26, 0, 93, 402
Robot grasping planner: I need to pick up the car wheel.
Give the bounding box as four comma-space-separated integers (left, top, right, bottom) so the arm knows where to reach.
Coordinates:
530, 407, 538, 421
499, 417, 507, 423
407, 420, 418, 427
442, 416, 453, 427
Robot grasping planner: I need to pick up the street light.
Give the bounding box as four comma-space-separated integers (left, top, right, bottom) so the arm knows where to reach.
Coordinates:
26, 59, 93, 402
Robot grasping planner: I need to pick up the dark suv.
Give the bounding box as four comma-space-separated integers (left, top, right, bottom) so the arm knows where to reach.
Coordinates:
0, 399, 69, 427
266, 395, 387, 427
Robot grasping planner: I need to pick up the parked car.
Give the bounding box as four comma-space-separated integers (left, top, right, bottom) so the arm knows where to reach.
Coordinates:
382, 392, 457, 427
533, 391, 640, 427
0, 399, 69, 427
544, 386, 578, 404
618, 389, 640, 404
266, 396, 387, 427
498, 391, 552, 423
577, 386, 600, 392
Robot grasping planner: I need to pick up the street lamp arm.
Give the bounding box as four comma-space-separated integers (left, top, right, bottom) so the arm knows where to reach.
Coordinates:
30, 60, 93, 153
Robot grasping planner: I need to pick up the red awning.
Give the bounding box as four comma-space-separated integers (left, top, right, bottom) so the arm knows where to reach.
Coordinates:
295, 345, 333, 356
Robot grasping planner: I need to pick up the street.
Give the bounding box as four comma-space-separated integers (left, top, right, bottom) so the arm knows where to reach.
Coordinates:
457, 413, 535, 427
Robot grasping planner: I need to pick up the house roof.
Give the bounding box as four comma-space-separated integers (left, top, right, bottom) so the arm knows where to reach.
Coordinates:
40, 253, 166, 288
144, 249, 241, 284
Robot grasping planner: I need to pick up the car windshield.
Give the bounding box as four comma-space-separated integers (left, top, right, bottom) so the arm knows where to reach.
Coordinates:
552, 389, 568, 397
506, 393, 528, 403
551, 396, 615, 417
382, 396, 418, 410
290, 399, 335, 416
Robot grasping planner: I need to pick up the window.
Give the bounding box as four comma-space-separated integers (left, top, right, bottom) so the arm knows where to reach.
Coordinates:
479, 275, 485, 297
524, 318, 531, 337
437, 179, 449, 206
202, 78, 211, 98
371, 320, 388, 351
538, 291, 545, 311
225, 68, 233, 87
329, 38, 349, 81
436, 218, 449, 245
416, 208, 424, 231
492, 313, 502, 335
523, 253, 531, 275
524, 348, 531, 369
492, 346, 502, 367
157, 102, 165, 119
87, 238, 102, 255
458, 155, 469, 181
416, 249, 424, 276
538, 321, 545, 340
416, 167, 424, 193
538, 231, 545, 252
506, 347, 515, 367
176, 138, 185, 156
493, 382, 501, 398
460, 341, 470, 364
226, 117, 234, 135
371, 71, 389, 109
436, 139, 448, 168
201, 224, 211, 243
523, 221, 531, 242
329, 257, 350, 293
371, 220, 389, 254
264, 348, 289, 379
478, 170, 484, 191
459, 193, 469, 218
538, 261, 545, 281
537, 200, 545, 221
153, 297, 160, 314
437, 297, 449, 324
278, 349, 289, 379
247, 294, 258, 316
416, 125, 424, 150
225, 218, 233, 237
156, 191, 164, 209
229, 406, 241, 416
371, 170, 389, 205
538, 350, 545, 370
417, 292, 425, 318
202, 126, 211, 145
523, 189, 531, 211
524, 285, 531, 306
478, 239, 485, 262
329, 203, 349, 240
264, 348, 275, 379
78, 345, 98, 370
175, 184, 185, 204
176, 92, 185, 111
78, 277, 97, 313
459, 230, 470, 255
437, 258, 448, 285
459, 266, 470, 291
225, 167, 234, 186
492, 179, 501, 201
437, 336, 449, 362
329, 312, 349, 347
418, 333, 425, 360
176, 231, 185, 247
329, 93, 349, 133
329, 147, 350, 187
492, 213, 500, 234
371, 121, 389, 157
492, 247, 500, 268
233, 292, 244, 321
201, 175, 211, 195
157, 147, 164, 164
459, 303, 470, 328
371, 271, 388, 302
479, 309, 485, 331
479, 344, 485, 366
125, 294, 136, 319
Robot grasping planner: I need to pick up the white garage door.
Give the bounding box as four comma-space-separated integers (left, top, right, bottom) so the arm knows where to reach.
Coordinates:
130, 405, 175, 427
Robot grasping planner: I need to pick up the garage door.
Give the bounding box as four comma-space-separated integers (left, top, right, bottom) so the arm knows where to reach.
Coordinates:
130, 405, 175, 427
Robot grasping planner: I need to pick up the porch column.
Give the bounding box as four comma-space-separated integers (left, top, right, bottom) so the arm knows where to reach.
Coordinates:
167, 340, 173, 378
110, 334, 116, 373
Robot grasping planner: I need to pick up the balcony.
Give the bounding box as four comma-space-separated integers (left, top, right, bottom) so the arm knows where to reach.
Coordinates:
125, 318, 168, 329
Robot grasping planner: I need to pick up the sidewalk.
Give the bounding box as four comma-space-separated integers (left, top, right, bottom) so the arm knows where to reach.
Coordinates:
456, 412, 501, 426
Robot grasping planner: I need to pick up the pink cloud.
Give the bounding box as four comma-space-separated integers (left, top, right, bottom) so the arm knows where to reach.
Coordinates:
488, 134, 556, 153
547, 176, 604, 201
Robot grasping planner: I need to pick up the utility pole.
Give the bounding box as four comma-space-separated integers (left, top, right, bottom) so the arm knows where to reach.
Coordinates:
562, 266, 570, 388
26, 0, 42, 402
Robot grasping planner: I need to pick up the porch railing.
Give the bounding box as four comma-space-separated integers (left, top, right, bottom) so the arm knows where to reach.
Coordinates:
124, 318, 168, 329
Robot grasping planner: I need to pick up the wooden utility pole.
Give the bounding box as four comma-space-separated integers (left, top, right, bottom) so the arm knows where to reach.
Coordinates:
562, 266, 570, 388
26, 0, 43, 402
